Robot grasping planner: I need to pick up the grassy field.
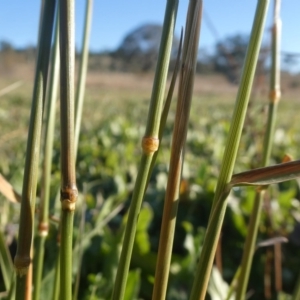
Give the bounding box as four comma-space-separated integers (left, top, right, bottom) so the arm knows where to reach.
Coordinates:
1, 57, 300, 299
1, 59, 300, 151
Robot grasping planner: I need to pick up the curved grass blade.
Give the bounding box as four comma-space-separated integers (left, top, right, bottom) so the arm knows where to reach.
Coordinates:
229, 159, 300, 188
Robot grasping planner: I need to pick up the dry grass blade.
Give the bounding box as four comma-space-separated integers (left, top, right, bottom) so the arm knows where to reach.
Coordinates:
229, 159, 300, 187
0, 174, 21, 203
152, 1, 202, 299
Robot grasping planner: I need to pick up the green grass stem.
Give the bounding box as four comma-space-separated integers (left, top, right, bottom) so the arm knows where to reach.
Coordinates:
152, 1, 202, 299
14, 0, 56, 298
72, 2, 94, 294
74, 0, 94, 155
189, 1, 270, 299
33, 10, 60, 300
59, 0, 78, 299
112, 1, 178, 299
51, 245, 61, 300
236, 1, 281, 296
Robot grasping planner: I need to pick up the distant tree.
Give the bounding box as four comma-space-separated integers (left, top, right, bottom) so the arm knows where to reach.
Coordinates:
213, 34, 249, 83
0, 40, 13, 52
213, 34, 269, 83
114, 24, 179, 72
196, 48, 215, 74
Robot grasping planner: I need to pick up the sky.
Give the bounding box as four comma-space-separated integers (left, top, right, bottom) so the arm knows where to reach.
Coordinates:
0, 1, 300, 65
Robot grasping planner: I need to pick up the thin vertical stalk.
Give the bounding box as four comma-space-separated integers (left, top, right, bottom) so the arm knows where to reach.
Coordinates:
74, 0, 93, 155
152, 1, 202, 299
72, 1, 94, 295
52, 233, 61, 300
112, 1, 178, 299
235, 1, 281, 298
33, 10, 60, 300
235, 190, 265, 299
72, 200, 86, 300
14, 0, 56, 299
59, 0, 78, 299
189, 1, 270, 299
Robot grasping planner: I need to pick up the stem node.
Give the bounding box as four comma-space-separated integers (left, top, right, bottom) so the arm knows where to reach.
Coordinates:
38, 222, 49, 237
142, 136, 159, 155
269, 89, 281, 103
61, 186, 78, 211
14, 255, 31, 276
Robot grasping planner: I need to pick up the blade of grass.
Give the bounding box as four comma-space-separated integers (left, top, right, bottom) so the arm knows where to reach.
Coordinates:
229, 159, 300, 188
152, 1, 202, 299
59, 0, 78, 299
32, 8, 60, 300
14, 0, 56, 298
189, 1, 270, 299
112, 1, 179, 299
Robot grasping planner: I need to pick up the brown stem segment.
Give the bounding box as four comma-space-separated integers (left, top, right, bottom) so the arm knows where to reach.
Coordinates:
61, 185, 78, 211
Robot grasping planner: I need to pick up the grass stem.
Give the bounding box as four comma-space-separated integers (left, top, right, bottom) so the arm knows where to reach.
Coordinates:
14, 0, 56, 298
235, 1, 281, 298
112, 1, 178, 299
189, 1, 270, 299
33, 9, 60, 300
59, 0, 78, 298
74, 0, 94, 155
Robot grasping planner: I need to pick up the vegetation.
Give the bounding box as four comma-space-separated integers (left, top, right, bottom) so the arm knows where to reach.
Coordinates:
1, 0, 300, 299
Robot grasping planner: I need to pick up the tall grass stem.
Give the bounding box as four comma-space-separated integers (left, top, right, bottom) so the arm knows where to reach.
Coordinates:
74, 0, 93, 155
32, 9, 60, 300
112, 1, 178, 299
235, 1, 281, 297
189, 1, 270, 299
14, 0, 56, 298
59, 0, 78, 298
